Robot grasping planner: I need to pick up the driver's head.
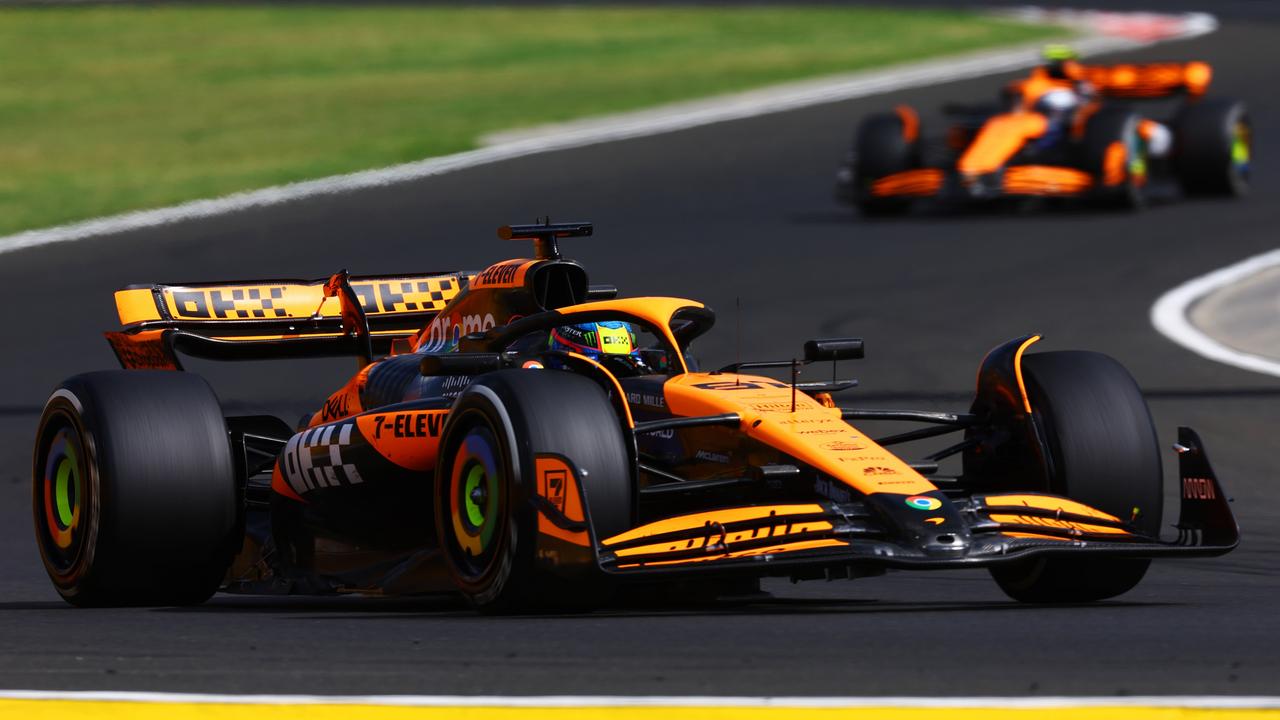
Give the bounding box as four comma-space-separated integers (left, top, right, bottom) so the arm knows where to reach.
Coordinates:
1041, 44, 1079, 80
549, 321, 637, 360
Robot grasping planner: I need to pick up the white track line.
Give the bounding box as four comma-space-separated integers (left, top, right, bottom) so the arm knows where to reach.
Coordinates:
1151, 248, 1280, 378
0, 10, 1214, 258
0, 691, 1278, 708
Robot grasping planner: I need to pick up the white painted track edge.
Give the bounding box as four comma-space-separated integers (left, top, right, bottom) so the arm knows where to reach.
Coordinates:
1150, 248, 1280, 378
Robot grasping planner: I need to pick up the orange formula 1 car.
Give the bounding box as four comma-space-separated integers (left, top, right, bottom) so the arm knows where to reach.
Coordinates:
836, 47, 1251, 214
34, 222, 1238, 611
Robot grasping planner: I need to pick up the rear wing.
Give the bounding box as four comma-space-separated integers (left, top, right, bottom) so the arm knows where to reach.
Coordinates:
1081, 61, 1212, 98
106, 271, 468, 370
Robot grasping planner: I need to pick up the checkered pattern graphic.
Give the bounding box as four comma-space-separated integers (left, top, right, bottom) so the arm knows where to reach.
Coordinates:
282, 421, 364, 496
352, 276, 457, 314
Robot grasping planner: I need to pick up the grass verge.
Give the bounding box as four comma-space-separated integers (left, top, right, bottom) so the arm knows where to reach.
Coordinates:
0, 6, 1060, 235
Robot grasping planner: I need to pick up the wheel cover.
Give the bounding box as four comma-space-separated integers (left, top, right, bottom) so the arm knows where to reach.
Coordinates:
38, 422, 88, 573
446, 423, 505, 579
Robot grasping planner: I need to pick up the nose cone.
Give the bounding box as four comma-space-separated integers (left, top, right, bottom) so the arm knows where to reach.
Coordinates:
868, 491, 972, 556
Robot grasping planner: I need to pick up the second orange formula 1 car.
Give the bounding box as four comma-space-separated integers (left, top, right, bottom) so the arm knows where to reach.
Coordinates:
836, 46, 1251, 214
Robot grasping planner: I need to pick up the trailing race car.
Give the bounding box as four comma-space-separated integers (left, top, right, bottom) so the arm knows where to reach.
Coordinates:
34, 221, 1238, 611
835, 46, 1251, 214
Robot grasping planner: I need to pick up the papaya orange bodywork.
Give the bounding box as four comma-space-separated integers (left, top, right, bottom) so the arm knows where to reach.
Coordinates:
957, 113, 1049, 176
661, 373, 937, 497
535, 455, 590, 547
894, 105, 920, 143
871, 169, 944, 197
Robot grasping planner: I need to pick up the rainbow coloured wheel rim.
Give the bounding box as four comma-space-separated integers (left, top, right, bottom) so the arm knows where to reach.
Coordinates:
446, 420, 507, 581
36, 419, 90, 576
1232, 120, 1251, 178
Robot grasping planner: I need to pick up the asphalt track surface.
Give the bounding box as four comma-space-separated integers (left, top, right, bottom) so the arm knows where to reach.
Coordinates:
1, 11, 1278, 698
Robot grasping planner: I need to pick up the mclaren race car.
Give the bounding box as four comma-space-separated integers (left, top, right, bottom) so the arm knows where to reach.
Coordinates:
835, 46, 1251, 214
34, 221, 1238, 611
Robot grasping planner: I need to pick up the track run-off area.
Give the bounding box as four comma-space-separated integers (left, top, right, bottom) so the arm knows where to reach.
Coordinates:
0, 2, 1277, 712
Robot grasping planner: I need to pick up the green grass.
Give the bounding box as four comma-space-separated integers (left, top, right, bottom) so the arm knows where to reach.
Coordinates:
0, 6, 1060, 236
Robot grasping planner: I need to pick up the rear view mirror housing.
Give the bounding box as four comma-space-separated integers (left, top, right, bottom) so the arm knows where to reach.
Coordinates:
804, 338, 864, 362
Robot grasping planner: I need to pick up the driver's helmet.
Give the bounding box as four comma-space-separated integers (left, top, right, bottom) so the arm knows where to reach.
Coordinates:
549, 321, 638, 360
1033, 87, 1081, 119
1041, 44, 1080, 80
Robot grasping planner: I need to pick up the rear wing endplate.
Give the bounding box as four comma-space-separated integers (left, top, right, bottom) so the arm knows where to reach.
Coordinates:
105, 271, 468, 369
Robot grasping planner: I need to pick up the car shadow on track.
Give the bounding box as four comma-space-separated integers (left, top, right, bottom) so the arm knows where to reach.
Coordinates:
143, 596, 1171, 622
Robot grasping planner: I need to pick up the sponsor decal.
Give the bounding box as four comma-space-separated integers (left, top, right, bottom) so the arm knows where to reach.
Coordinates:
320, 393, 350, 422
925, 517, 946, 525
170, 286, 288, 320
522, 360, 544, 369
104, 331, 179, 371
823, 440, 866, 452
750, 401, 797, 412
1182, 476, 1216, 500
626, 391, 666, 408
281, 422, 363, 495
863, 466, 897, 476
692, 380, 789, 391
438, 374, 473, 399
777, 417, 835, 425
694, 450, 731, 464
905, 495, 943, 511
472, 260, 528, 289
798, 428, 846, 436
372, 411, 444, 440
420, 312, 497, 352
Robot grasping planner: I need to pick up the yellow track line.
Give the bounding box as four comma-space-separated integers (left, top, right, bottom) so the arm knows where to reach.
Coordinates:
2, 701, 1277, 720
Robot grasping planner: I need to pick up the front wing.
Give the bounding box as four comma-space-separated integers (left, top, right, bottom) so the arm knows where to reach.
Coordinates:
593, 427, 1238, 578
867, 165, 1097, 201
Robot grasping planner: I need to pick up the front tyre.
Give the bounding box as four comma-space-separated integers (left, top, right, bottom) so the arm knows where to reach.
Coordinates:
852, 109, 921, 216
989, 351, 1162, 602
33, 371, 239, 606
435, 369, 632, 612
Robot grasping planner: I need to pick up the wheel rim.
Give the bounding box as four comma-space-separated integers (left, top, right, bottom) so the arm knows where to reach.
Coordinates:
446, 421, 505, 580
38, 419, 89, 575
1231, 120, 1251, 179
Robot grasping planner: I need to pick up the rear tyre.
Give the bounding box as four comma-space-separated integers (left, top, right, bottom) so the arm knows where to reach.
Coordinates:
852, 110, 921, 216
33, 371, 239, 607
1081, 108, 1147, 210
435, 369, 632, 612
1174, 98, 1250, 196
989, 351, 1162, 603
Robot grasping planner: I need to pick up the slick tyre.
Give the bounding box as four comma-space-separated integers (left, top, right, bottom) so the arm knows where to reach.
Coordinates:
33, 371, 239, 607
1081, 108, 1147, 210
435, 369, 632, 613
1174, 99, 1250, 196
990, 351, 1163, 603
853, 110, 921, 216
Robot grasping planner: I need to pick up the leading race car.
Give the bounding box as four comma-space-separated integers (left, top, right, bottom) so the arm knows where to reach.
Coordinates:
34, 221, 1238, 611
835, 46, 1251, 214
